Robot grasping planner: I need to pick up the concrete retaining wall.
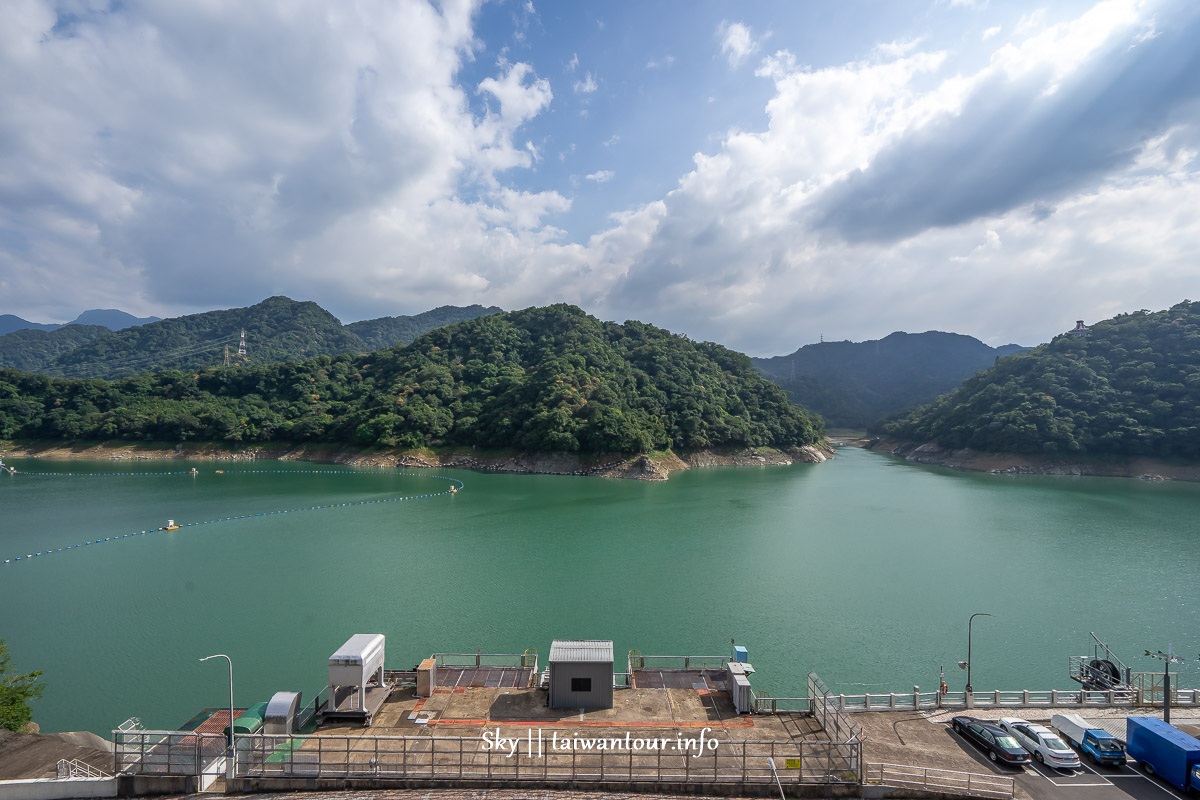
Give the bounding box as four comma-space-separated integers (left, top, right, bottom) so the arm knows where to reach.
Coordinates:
0, 778, 117, 800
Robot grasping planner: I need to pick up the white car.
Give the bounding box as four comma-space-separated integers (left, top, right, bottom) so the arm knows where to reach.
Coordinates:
998, 717, 1082, 769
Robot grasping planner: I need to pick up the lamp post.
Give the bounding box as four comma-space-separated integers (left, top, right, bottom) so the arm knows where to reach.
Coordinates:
964, 613, 991, 702
199, 654, 235, 778
1145, 646, 1184, 724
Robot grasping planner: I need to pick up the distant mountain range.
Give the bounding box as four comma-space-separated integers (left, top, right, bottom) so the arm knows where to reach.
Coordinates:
753, 331, 1027, 428
0, 297, 502, 379
0, 309, 160, 336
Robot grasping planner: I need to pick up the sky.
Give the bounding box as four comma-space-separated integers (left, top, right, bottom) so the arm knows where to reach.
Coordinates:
1, 0, 1198, 356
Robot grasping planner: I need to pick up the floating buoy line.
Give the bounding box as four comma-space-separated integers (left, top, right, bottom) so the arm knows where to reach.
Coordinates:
1, 467, 464, 566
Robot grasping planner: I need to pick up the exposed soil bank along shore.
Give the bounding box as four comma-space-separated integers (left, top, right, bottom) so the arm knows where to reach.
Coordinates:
866, 437, 1200, 482
0, 440, 833, 481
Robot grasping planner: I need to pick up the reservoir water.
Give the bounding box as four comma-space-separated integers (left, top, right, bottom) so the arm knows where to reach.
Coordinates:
1, 446, 1198, 736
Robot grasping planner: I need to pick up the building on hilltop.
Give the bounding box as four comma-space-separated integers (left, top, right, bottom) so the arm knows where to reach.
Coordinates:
1067, 320, 1091, 337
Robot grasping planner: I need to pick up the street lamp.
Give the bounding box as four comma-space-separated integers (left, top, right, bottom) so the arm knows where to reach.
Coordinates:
1145, 646, 1184, 724
199, 654, 235, 777
964, 613, 992, 694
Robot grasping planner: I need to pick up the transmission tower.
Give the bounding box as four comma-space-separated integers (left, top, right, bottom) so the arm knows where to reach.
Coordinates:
223, 329, 248, 367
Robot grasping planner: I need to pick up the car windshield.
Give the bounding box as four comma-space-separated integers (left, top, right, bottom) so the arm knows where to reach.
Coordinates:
996, 735, 1020, 749
1044, 736, 1070, 751
1097, 739, 1122, 752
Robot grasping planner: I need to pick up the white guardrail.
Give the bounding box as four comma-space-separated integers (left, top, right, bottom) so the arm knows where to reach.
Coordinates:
755, 688, 1200, 713
865, 762, 1014, 799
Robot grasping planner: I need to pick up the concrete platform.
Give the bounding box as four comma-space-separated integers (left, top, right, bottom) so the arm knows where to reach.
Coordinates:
315, 685, 826, 744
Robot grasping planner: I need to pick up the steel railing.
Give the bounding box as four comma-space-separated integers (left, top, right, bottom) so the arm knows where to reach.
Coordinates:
57, 758, 112, 779
433, 652, 535, 669
630, 655, 728, 671
864, 762, 1014, 799
114, 730, 228, 777
761, 687, 1200, 713
238, 732, 861, 785
114, 729, 861, 786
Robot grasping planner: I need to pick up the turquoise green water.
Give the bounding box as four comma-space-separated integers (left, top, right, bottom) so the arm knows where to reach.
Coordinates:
1, 447, 1198, 736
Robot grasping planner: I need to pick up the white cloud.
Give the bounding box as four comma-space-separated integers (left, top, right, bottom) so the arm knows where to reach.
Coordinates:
982, 25, 1002, 40
566, 52, 579, 72
646, 55, 675, 69
0, 0, 566, 320
573, 72, 598, 94
716, 21, 759, 68
1, 0, 1197, 359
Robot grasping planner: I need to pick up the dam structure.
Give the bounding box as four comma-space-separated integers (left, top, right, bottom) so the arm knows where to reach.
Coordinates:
104, 635, 1200, 799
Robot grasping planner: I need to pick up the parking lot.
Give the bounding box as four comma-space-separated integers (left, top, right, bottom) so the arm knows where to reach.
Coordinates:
946, 725, 1193, 800
860, 708, 1200, 800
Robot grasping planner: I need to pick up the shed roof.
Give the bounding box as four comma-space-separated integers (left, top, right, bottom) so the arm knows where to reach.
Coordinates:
549, 639, 614, 663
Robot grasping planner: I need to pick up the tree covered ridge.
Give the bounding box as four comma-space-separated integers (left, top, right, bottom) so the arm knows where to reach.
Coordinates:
0, 296, 502, 378
876, 300, 1200, 457
0, 305, 824, 454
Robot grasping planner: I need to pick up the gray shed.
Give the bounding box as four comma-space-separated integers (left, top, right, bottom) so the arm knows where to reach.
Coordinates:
548, 640, 614, 710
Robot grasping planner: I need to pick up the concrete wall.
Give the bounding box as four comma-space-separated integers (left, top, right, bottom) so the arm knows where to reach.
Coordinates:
0, 778, 117, 800
548, 661, 613, 709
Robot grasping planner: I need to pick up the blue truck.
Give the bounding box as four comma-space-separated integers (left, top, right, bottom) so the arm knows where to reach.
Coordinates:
1126, 716, 1200, 792
1052, 713, 1127, 766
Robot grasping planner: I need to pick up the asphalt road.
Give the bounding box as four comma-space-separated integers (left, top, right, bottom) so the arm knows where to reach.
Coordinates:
947, 724, 1193, 800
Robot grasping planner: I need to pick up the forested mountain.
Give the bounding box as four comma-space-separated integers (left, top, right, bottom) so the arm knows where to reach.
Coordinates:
0, 325, 110, 372
0, 298, 503, 378
877, 301, 1200, 458
0, 305, 824, 454
753, 332, 1025, 427
346, 304, 501, 350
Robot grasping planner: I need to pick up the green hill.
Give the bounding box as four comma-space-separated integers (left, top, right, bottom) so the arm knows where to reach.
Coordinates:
346, 305, 501, 350
876, 300, 1200, 457
753, 332, 1024, 428
0, 325, 110, 372
46, 296, 362, 378
0, 305, 824, 454
0, 298, 504, 378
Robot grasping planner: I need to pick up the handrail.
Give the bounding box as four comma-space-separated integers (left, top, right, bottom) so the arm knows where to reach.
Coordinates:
752, 686, 1200, 713
57, 758, 112, 779
115, 729, 863, 786
433, 652, 533, 668
865, 762, 1014, 799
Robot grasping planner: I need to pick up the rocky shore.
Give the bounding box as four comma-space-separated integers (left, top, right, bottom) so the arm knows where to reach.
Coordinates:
0, 440, 833, 482
867, 437, 1200, 482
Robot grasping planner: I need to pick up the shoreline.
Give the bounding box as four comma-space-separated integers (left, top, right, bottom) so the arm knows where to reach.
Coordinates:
0, 440, 833, 481
865, 437, 1200, 482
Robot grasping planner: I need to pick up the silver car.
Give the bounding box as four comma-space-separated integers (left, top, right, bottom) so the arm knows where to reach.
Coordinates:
998, 717, 1081, 769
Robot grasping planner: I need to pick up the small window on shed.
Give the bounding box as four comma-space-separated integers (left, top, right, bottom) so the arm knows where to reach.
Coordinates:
571, 677, 592, 692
